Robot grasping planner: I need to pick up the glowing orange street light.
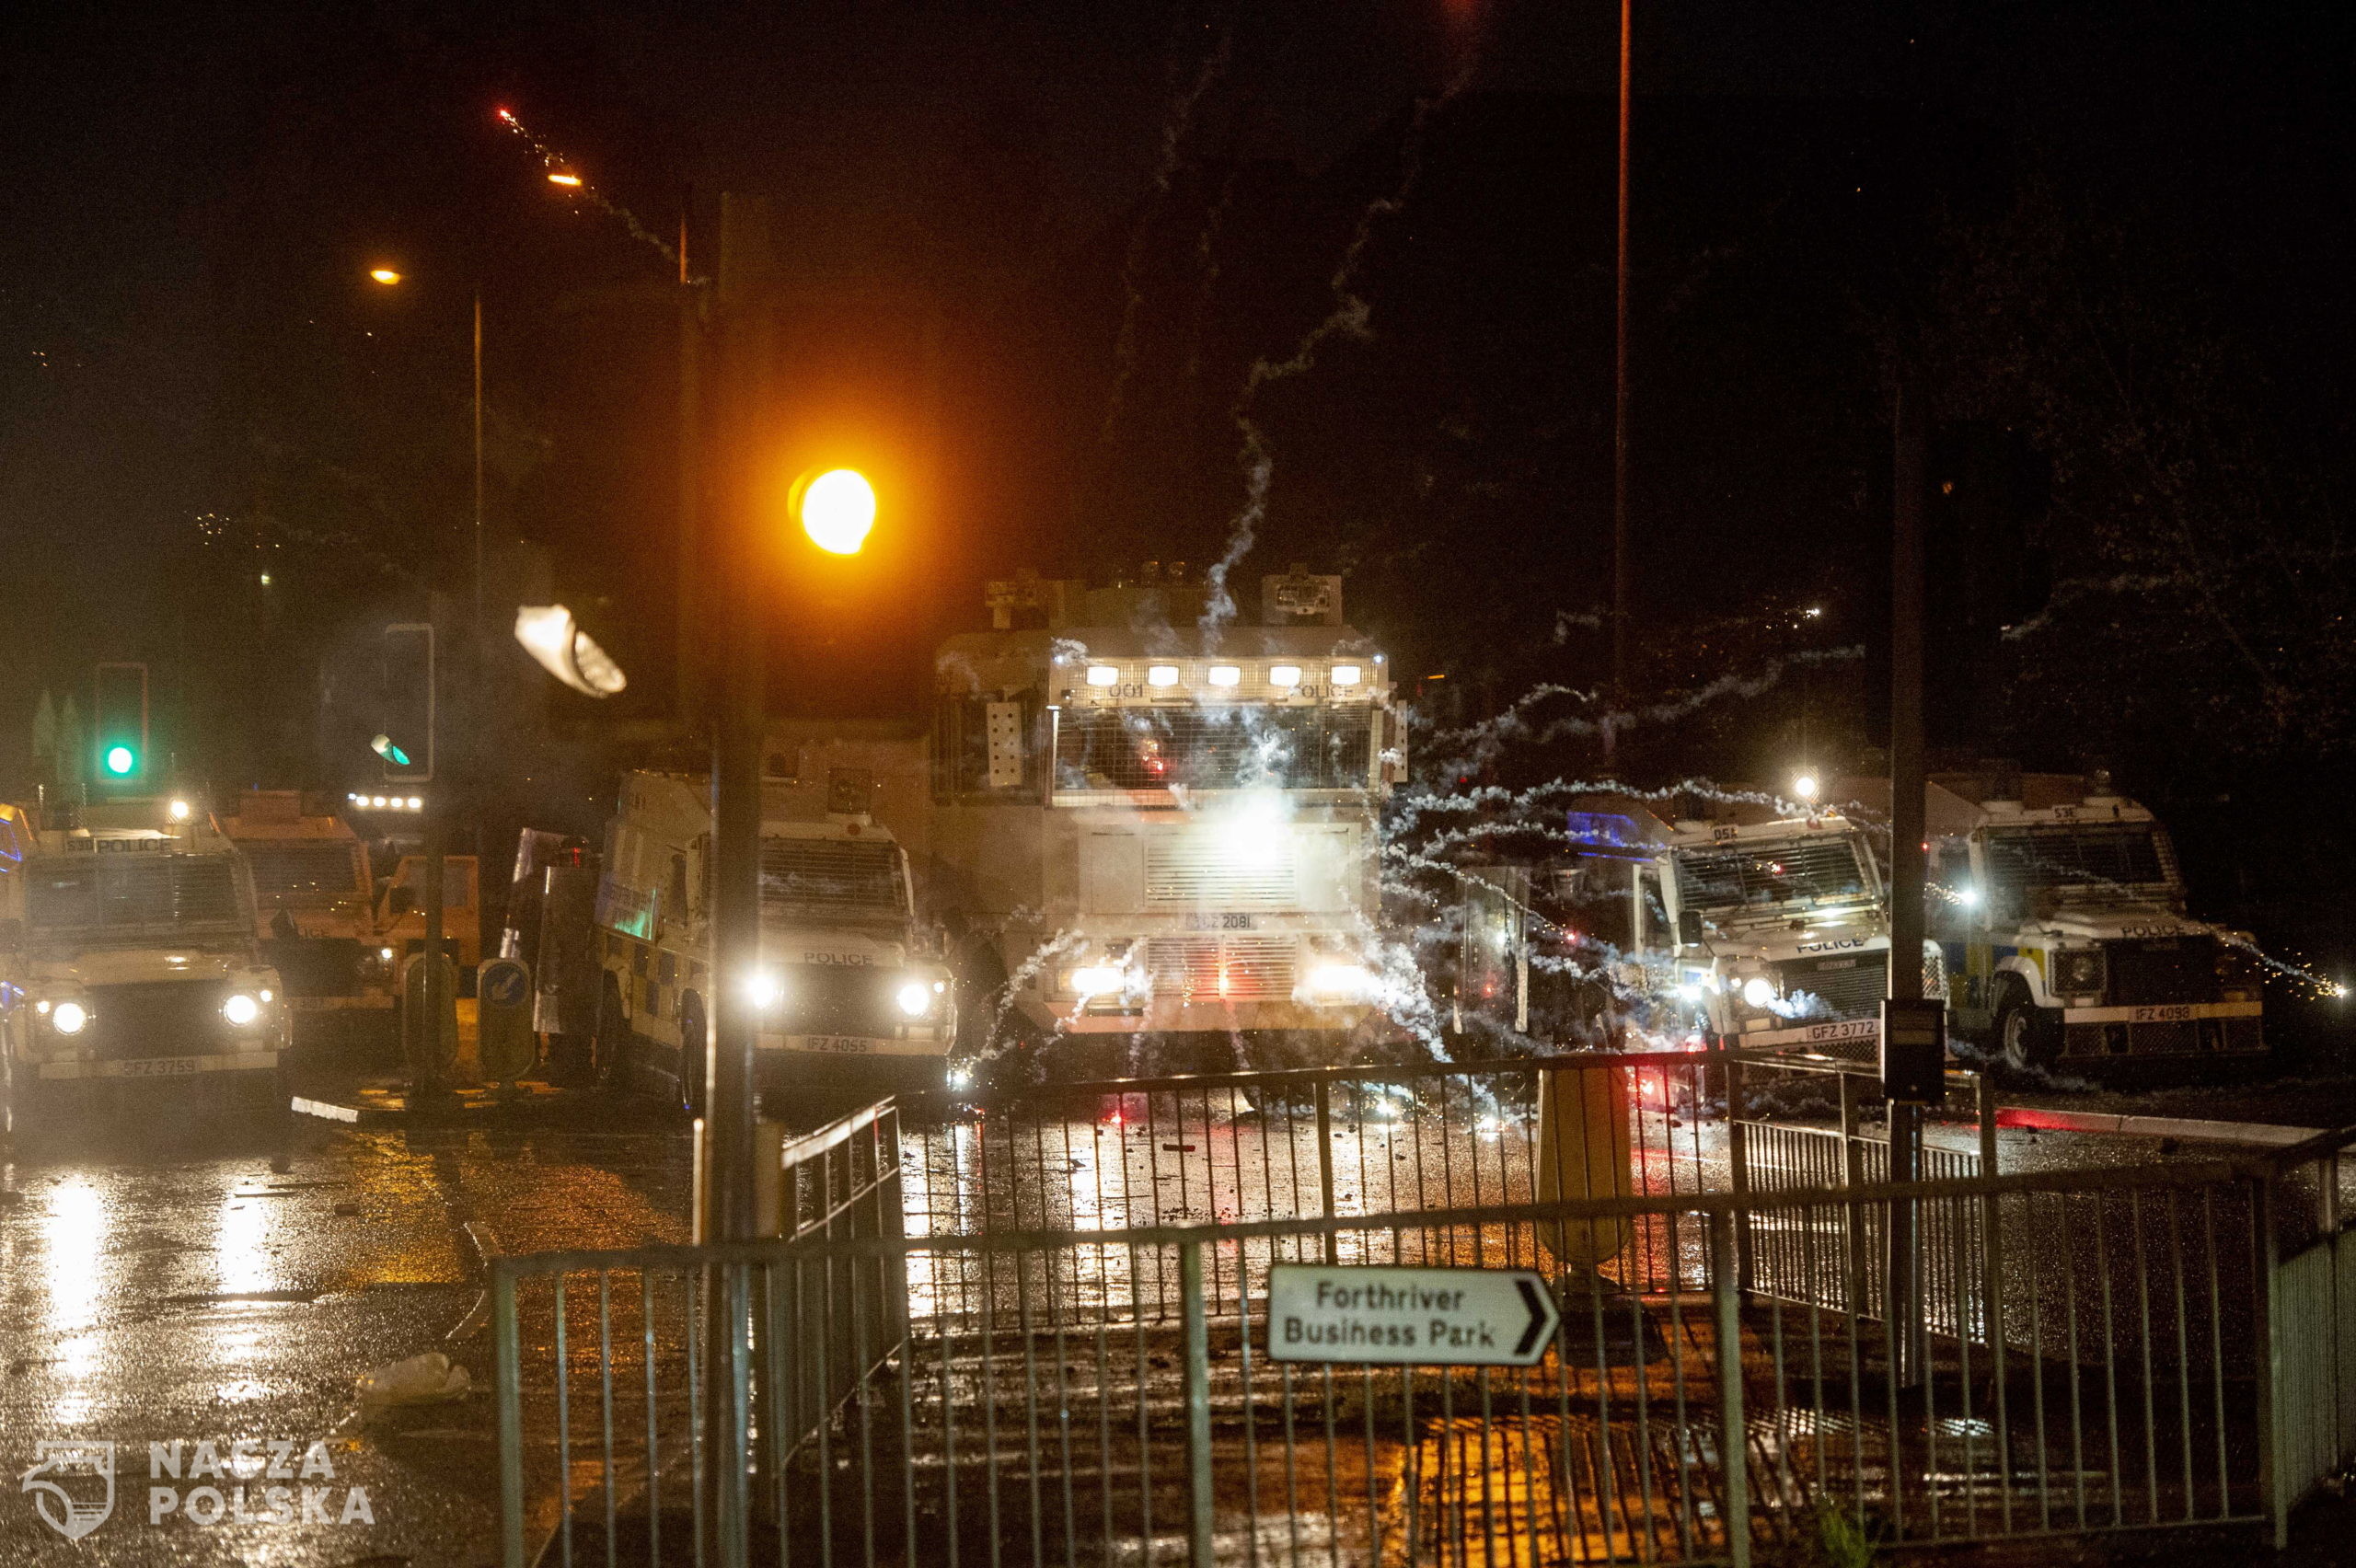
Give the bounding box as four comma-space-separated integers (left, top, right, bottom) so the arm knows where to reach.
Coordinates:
793, 468, 876, 556
546, 171, 583, 188
368, 267, 403, 285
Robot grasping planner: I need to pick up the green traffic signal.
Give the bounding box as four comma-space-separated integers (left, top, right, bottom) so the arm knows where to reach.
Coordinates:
371, 733, 412, 768
103, 744, 137, 777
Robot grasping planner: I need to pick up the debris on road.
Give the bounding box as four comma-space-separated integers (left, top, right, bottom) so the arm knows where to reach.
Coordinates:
356, 1351, 470, 1409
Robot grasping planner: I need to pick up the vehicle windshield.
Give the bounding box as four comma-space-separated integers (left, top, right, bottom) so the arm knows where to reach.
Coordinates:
240, 843, 364, 899
760, 837, 908, 925
1055, 706, 1373, 791
1674, 835, 1872, 915
27, 854, 248, 937
1983, 825, 2170, 897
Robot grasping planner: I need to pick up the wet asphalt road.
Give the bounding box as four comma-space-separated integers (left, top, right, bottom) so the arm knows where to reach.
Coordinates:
0, 1051, 2339, 1566
0, 1092, 691, 1567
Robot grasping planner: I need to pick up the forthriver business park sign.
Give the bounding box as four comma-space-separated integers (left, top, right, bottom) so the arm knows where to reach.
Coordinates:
1264, 1264, 1562, 1367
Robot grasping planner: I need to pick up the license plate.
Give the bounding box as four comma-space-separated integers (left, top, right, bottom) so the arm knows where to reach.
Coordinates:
119, 1057, 202, 1078
799, 1036, 879, 1055
2131, 1005, 2198, 1023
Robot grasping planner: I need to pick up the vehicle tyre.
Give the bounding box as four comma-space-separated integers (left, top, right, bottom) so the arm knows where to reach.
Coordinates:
677, 992, 708, 1119
1995, 977, 2062, 1078
594, 975, 631, 1092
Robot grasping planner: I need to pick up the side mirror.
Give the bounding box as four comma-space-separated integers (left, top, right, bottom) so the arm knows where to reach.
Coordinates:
1677, 909, 1704, 947
386, 887, 418, 917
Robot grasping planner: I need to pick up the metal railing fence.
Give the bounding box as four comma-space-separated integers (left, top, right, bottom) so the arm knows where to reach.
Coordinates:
905, 1053, 1996, 1305
496, 1152, 2295, 1568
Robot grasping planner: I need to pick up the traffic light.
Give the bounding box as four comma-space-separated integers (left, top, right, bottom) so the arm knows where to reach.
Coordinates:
379, 624, 434, 783
93, 663, 147, 789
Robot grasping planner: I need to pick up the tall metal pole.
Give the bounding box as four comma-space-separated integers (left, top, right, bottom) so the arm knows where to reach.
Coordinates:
1886, 378, 1929, 1387
708, 278, 767, 1250
676, 208, 706, 730
472, 292, 485, 642
1607, 0, 1633, 761
701, 197, 773, 1563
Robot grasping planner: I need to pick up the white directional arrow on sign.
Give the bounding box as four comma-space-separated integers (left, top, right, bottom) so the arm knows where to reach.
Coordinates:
1265, 1263, 1562, 1366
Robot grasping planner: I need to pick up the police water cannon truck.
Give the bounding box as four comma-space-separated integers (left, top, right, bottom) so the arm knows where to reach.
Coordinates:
928, 565, 1398, 1065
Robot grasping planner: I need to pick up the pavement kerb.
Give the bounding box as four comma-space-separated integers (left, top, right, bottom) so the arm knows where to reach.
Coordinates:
1995, 1104, 2325, 1147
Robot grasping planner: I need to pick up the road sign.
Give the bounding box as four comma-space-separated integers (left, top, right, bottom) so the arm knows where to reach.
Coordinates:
1265, 1263, 1560, 1366
478, 958, 536, 1083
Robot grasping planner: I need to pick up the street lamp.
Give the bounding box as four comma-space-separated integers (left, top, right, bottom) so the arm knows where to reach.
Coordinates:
793, 467, 875, 556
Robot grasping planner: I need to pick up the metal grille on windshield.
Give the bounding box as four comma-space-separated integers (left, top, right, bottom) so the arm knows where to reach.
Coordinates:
242, 844, 363, 899
1675, 838, 1865, 910
1055, 707, 1372, 791
29, 856, 244, 933
1984, 826, 2169, 893
759, 839, 907, 921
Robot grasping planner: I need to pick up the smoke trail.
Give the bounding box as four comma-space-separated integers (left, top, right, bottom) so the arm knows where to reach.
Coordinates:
2001, 572, 2195, 640
1200, 52, 1485, 639
1416, 648, 1868, 777
1101, 27, 1233, 444
494, 109, 682, 275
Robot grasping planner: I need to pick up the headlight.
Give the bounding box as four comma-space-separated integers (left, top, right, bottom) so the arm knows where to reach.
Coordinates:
745, 972, 784, 1010
378, 947, 396, 963
1740, 976, 1776, 1009
51, 1001, 88, 1036
895, 981, 931, 1018
223, 993, 261, 1026
1068, 964, 1126, 997
2054, 949, 2105, 994
1307, 963, 1371, 999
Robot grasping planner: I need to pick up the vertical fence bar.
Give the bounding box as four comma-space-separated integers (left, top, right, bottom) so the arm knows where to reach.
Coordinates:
1726, 1059, 1752, 1299
1711, 1208, 1750, 1568
2256, 1174, 2288, 1549
1316, 1078, 1338, 1265
495, 1265, 525, 1568
1181, 1240, 1216, 1568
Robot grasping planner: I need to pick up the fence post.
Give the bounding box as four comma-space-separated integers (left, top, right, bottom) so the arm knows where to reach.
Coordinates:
1841, 1070, 1868, 1316
1315, 1077, 1338, 1265
1724, 1057, 1752, 1297
1710, 1208, 1751, 1568
1181, 1240, 1217, 1568
494, 1264, 525, 1568
1976, 1076, 2004, 1343
2255, 1174, 2288, 1550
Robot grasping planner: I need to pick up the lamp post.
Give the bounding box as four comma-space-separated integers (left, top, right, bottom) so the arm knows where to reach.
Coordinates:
367, 264, 490, 1096
706, 462, 875, 1246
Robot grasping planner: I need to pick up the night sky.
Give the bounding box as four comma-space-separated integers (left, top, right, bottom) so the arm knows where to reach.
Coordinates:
4, 2, 2352, 887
